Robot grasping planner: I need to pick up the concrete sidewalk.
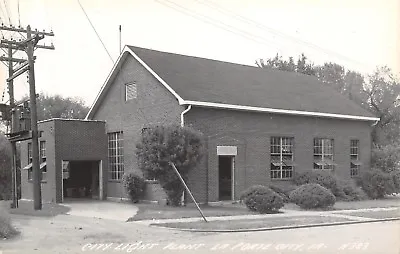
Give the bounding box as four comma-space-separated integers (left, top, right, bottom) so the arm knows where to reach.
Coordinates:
63, 199, 138, 222
132, 207, 400, 226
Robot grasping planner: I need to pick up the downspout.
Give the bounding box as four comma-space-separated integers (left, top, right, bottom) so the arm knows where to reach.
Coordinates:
180, 104, 192, 205
180, 105, 192, 127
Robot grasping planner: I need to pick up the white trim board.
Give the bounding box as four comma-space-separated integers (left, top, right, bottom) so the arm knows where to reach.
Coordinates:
181, 100, 380, 122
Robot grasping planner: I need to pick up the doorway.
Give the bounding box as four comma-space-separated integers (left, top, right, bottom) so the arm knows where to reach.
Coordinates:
62, 161, 100, 200
218, 155, 235, 201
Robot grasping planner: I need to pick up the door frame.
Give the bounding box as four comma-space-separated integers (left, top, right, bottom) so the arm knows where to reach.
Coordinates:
217, 145, 237, 201
60, 160, 103, 202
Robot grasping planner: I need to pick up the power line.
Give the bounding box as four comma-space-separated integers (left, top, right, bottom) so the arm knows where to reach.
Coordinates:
0, 2, 8, 25
155, 0, 285, 52
3, 0, 11, 24
196, 0, 370, 69
77, 0, 114, 64
17, 0, 21, 27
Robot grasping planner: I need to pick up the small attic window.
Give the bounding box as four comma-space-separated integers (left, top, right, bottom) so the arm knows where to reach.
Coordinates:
125, 83, 137, 101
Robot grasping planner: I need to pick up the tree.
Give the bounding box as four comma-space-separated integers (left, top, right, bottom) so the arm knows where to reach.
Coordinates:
23, 93, 89, 121
136, 125, 205, 206
0, 133, 12, 200
365, 66, 400, 145
257, 54, 400, 146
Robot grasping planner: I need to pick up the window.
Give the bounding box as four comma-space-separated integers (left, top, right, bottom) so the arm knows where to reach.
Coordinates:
27, 142, 47, 181
270, 137, 295, 179
350, 139, 361, 177
108, 132, 124, 180
314, 138, 336, 170
28, 143, 32, 180
40, 141, 47, 181
125, 83, 137, 101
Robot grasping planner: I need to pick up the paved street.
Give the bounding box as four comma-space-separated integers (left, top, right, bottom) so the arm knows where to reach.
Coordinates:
1, 213, 399, 254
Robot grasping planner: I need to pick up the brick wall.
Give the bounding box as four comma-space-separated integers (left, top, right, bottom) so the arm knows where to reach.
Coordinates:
185, 107, 373, 202
91, 55, 183, 199
54, 120, 107, 202
20, 120, 56, 203
20, 119, 107, 203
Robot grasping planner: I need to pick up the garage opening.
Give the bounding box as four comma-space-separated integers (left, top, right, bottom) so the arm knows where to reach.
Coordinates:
63, 161, 100, 199
218, 155, 235, 201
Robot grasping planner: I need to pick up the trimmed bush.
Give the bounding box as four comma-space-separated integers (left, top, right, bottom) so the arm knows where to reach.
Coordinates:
293, 170, 356, 198
391, 170, 400, 193
289, 183, 336, 209
0, 207, 19, 239
240, 185, 284, 213
122, 173, 146, 203
336, 179, 368, 201
269, 184, 297, 203
358, 168, 396, 199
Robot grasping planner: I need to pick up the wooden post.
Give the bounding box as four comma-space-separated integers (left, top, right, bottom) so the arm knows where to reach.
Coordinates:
169, 162, 208, 222
27, 25, 42, 210
8, 45, 18, 208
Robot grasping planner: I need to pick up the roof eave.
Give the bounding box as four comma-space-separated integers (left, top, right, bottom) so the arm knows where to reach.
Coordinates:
181, 100, 380, 122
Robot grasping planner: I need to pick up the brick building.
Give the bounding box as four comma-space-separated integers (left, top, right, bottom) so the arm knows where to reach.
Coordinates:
21, 46, 379, 204
85, 46, 379, 203
20, 119, 107, 203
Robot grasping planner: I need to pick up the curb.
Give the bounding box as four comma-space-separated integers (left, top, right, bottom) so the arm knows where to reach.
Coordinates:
149, 217, 400, 233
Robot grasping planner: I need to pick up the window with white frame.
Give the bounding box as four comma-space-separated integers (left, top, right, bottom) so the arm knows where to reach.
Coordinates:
313, 138, 336, 170
108, 132, 124, 180
40, 141, 47, 180
350, 139, 361, 177
270, 137, 295, 179
125, 83, 137, 101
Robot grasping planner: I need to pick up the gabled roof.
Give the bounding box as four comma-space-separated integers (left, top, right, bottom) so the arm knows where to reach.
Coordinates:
86, 45, 379, 122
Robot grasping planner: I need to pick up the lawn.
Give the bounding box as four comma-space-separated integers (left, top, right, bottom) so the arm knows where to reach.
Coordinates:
339, 208, 400, 219
153, 215, 352, 231
129, 203, 256, 221
283, 195, 400, 211
6, 200, 70, 217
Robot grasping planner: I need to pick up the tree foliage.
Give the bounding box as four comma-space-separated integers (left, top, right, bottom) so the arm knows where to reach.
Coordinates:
23, 93, 89, 121
256, 54, 400, 146
0, 133, 12, 200
136, 125, 205, 206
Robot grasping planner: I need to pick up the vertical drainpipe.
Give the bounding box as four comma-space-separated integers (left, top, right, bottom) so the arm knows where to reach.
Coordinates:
180, 105, 192, 127
180, 105, 192, 205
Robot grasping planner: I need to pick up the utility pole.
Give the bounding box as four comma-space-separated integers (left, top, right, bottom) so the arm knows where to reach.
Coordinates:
8, 45, 18, 208
26, 25, 41, 210
0, 24, 54, 210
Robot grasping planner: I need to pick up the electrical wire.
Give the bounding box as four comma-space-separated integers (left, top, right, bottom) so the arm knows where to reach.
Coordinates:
196, 0, 369, 68
0, 2, 8, 25
155, 0, 285, 52
77, 0, 114, 64
3, 0, 11, 24
17, 0, 21, 27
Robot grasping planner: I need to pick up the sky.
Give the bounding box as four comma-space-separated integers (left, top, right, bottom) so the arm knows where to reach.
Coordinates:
0, 0, 399, 107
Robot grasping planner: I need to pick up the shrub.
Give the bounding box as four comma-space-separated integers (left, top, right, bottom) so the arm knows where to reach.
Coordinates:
122, 173, 146, 203
136, 125, 205, 206
0, 207, 19, 239
335, 179, 368, 201
269, 184, 297, 203
391, 170, 400, 193
0, 134, 12, 200
371, 144, 400, 173
289, 183, 336, 209
293, 170, 342, 196
240, 185, 284, 213
358, 168, 396, 199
